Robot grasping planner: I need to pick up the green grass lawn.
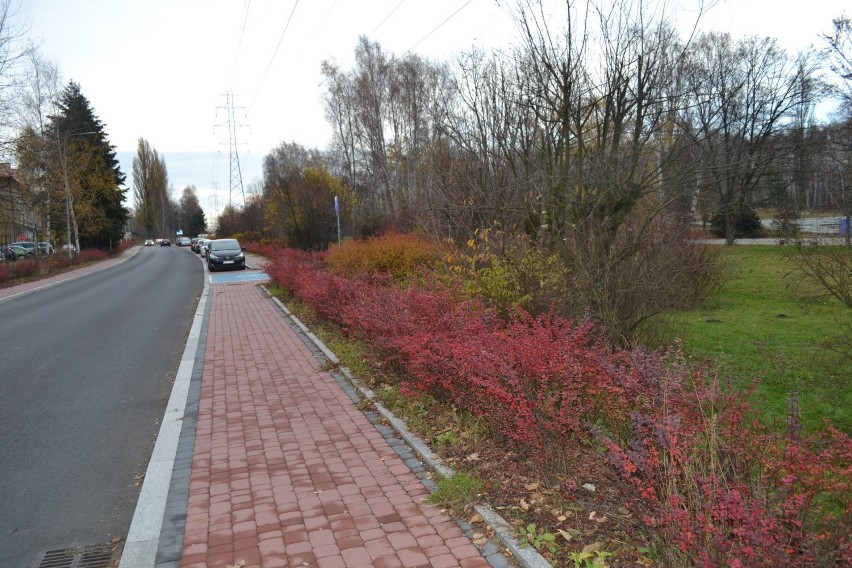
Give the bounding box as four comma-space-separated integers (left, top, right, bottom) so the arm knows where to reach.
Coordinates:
672, 245, 851, 433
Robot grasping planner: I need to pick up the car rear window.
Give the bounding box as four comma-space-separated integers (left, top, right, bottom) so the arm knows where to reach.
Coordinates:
211, 239, 239, 251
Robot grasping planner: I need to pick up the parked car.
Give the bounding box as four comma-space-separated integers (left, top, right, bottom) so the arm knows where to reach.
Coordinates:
16, 241, 37, 255
176, 236, 192, 247
207, 238, 246, 271
3, 244, 30, 259
37, 242, 55, 254
160, 239, 171, 247
193, 237, 209, 253
197, 239, 211, 257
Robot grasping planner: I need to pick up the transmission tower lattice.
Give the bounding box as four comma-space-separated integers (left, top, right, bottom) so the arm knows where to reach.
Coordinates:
215, 92, 248, 208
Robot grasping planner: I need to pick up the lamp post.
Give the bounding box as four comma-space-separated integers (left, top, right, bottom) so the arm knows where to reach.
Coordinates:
58, 130, 96, 258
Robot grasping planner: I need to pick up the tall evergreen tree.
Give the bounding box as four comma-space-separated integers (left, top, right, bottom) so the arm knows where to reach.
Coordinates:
47, 81, 128, 249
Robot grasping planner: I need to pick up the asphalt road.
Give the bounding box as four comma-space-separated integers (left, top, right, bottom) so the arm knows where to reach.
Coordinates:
0, 246, 204, 567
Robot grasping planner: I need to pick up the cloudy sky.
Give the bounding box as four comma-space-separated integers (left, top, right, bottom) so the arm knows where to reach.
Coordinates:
17, 0, 847, 217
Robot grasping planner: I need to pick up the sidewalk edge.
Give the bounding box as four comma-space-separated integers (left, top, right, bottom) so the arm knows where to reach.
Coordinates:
121, 281, 210, 567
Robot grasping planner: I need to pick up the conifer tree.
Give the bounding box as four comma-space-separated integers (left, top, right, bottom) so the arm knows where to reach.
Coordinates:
47, 81, 128, 249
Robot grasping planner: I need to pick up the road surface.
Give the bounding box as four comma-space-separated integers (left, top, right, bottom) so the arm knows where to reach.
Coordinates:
0, 246, 204, 567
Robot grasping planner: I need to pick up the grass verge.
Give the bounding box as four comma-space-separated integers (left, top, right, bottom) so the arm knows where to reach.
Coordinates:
672, 245, 851, 432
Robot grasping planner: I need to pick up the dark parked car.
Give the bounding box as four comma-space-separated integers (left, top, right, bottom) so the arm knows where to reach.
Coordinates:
207, 238, 246, 271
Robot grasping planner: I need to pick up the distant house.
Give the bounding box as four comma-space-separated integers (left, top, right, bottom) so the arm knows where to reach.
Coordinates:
125, 216, 145, 242
0, 163, 37, 246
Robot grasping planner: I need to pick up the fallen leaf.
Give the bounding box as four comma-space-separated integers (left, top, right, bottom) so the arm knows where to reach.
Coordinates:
557, 529, 573, 542
588, 511, 608, 523
469, 513, 483, 524
524, 482, 540, 491
110, 535, 123, 544
227, 562, 245, 568
466, 452, 480, 461
520, 498, 530, 511
582, 542, 602, 555
556, 515, 567, 522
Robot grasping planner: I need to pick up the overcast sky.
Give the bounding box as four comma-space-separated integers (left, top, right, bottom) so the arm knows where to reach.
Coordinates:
17, 0, 847, 218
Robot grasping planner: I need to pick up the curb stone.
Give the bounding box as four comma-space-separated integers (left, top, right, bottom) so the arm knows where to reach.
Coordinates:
265, 289, 552, 568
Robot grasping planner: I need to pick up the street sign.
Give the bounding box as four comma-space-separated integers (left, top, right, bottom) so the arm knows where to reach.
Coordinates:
176, 230, 183, 235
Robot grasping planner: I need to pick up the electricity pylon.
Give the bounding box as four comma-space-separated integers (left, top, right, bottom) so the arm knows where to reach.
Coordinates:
215, 91, 248, 209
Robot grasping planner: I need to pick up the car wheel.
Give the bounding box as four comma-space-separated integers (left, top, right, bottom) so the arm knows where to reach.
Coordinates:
208, 263, 215, 272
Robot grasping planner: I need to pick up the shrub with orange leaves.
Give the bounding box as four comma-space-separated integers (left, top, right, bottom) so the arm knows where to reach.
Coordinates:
324, 232, 439, 279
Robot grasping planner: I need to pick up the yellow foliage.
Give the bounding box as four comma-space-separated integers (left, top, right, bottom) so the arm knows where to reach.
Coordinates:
325, 232, 440, 279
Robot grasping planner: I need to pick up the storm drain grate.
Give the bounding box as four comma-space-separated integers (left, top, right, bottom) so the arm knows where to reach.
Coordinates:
30, 544, 118, 568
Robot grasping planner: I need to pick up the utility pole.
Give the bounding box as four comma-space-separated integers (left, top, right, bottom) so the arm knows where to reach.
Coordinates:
215, 92, 248, 209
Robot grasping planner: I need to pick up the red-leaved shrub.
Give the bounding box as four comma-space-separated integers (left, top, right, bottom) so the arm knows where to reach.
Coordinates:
243, 241, 282, 259
5, 258, 38, 279
265, 245, 852, 566
78, 249, 108, 263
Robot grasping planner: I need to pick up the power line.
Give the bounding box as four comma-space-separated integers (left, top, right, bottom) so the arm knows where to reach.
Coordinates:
402, 0, 473, 57
231, 0, 252, 83
248, 0, 300, 116
370, 0, 406, 37
317, 0, 339, 29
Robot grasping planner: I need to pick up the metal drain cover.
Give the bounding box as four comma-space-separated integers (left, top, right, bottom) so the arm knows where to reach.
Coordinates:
30, 544, 118, 568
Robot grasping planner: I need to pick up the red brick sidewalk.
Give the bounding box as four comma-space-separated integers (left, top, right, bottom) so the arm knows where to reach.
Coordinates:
181, 283, 491, 568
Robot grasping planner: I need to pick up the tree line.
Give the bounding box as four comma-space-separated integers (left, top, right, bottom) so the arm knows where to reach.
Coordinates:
0, 0, 206, 250
218, 0, 850, 342
131, 137, 207, 240
0, 3, 128, 252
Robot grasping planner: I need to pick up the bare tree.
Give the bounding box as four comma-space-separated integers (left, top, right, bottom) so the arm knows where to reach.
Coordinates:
0, 0, 33, 158
438, 47, 532, 246
322, 38, 457, 234
822, 15, 852, 121
505, 0, 717, 342
683, 32, 814, 244
13, 48, 61, 248
821, 15, 852, 244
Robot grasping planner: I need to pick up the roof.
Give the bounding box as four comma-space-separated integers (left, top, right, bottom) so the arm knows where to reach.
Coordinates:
0, 163, 20, 183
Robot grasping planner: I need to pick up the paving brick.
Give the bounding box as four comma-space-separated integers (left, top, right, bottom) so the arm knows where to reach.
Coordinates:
173, 283, 499, 568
